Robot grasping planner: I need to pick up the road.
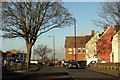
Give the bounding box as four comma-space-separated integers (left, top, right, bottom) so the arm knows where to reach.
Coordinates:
2, 66, 120, 80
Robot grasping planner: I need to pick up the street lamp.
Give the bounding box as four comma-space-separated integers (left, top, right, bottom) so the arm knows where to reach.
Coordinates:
74, 19, 76, 61
48, 36, 55, 61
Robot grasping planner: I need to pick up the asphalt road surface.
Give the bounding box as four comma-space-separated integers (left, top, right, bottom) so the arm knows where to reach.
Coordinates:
2, 66, 120, 80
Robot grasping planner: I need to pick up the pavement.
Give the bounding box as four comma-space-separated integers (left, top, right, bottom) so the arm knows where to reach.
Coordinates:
14, 65, 41, 72
2, 65, 41, 80
87, 67, 120, 77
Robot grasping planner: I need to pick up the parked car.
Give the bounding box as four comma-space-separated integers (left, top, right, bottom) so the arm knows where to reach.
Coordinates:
86, 58, 106, 67
38, 62, 43, 66
46, 61, 55, 66
68, 60, 80, 69
30, 60, 39, 65
78, 60, 86, 69
87, 61, 95, 67
63, 61, 68, 67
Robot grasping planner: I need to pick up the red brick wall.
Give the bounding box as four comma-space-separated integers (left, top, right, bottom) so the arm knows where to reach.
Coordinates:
97, 27, 114, 62
65, 48, 86, 61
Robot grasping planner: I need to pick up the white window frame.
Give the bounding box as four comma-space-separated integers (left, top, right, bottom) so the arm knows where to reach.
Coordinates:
78, 48, 81, 54
83, 48, 86, 53
68, 48, 72, 54
73, 48, 76, 54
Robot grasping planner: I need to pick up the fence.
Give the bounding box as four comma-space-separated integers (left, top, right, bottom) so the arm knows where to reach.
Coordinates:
90, 63, 120, 76
2, 62, 27, 71
92, 63, 120, 70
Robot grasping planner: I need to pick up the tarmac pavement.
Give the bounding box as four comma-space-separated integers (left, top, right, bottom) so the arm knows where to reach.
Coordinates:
88, 67, 120, 77
2, 65, 41, 80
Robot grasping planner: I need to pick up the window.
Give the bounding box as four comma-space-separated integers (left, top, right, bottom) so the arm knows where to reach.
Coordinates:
73, 48, 75, 54
78, 48, 81, 54
83, 48, 86, 53
68, 48, 72, 54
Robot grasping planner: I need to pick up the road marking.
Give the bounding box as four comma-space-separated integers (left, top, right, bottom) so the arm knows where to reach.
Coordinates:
71, 76, 78, 80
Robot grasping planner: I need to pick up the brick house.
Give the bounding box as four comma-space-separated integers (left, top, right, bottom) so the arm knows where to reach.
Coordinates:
4, 50, 26, 63
65, 31, 93, 61
97, 24, 115, 62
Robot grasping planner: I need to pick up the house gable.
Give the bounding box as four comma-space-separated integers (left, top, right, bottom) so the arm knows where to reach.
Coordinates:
97, 26, 115, 62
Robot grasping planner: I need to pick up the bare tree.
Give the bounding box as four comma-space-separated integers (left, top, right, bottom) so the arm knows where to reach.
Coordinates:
34, 44, 52, 61
1, 1, 74, 67
93, 2, 120, 27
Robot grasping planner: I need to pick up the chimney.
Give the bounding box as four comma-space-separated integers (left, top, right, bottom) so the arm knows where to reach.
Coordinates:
91, 30, 95, 36
114, 22, 120, 32
104, 24, 108, 32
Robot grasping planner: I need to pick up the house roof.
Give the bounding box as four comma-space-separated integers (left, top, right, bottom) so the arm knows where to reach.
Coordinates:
5, 50, 17, 54
99, 26, 115, 40
65, 35, 92, 48
85, 35, 92, 43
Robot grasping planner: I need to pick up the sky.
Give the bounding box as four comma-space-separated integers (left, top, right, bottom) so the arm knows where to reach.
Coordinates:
1, 2, 104, 59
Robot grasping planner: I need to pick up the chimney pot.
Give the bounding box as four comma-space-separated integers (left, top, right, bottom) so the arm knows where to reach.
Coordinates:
104, 24, 108, 32
91, 30, 95, 36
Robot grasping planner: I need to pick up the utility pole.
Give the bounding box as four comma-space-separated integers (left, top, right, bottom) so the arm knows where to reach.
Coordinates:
74, 19, 76, 61
48, 36, 55, 61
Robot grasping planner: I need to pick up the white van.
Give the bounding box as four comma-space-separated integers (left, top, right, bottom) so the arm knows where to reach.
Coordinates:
86, 58, 106, 66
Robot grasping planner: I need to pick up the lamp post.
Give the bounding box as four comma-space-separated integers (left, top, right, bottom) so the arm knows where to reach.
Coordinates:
48, 36, 55, 61
74, 19, 76, 61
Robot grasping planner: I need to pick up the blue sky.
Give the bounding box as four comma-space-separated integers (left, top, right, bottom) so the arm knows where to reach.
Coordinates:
1, 2, 103, 59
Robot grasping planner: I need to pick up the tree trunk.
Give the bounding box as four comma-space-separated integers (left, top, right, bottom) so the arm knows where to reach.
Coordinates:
26, 43, 32, 68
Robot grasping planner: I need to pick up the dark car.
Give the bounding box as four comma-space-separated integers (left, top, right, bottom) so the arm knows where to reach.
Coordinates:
46, 61, 55, 66
78, 60, 86, 69
68, 60, 80, 69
